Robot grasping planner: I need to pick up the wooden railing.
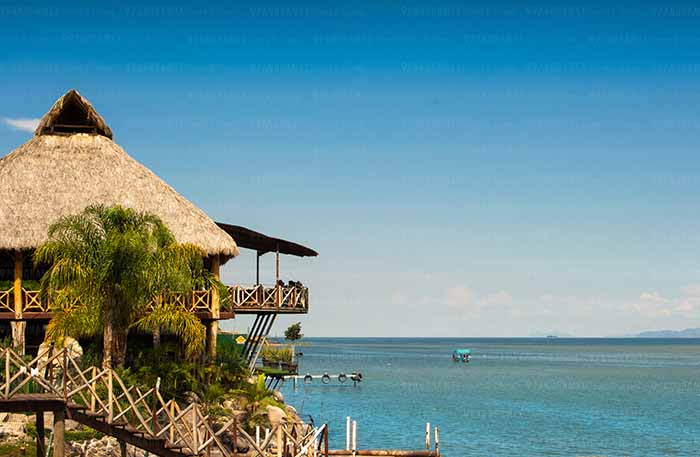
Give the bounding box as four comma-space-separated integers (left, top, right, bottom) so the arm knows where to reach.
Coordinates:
229, 285, 309, 312
0, 288, 12, 313
13, 284, 309, 317
0, 347, 328, 456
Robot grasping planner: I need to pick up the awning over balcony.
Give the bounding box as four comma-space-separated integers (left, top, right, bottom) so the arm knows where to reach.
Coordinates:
216, 223, 318, 257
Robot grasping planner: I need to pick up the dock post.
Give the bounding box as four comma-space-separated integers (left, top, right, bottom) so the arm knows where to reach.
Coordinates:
118, 440, 127, 457
425, 422, 430, 450
36, 411, 45, 457
324, 425, 329, 457
435, 427, 440, 455
345, 417, 351, 450
53, 409, 65, 457
352, 420, 357, 451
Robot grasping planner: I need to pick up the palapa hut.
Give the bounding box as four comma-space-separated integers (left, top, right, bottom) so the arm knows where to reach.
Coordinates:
0, 89, 238, 355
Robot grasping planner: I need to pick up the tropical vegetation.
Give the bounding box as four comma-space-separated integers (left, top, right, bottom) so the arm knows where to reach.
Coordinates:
35, 205, 224, 368
284, 322, 303, 342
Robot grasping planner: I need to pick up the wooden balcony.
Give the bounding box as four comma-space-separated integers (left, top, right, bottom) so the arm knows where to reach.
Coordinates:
0, 284, 309, 321
228, 284, 309, 314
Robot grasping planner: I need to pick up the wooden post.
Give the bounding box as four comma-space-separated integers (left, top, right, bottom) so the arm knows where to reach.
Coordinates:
192, 406, 199, 452
4, 350, 10, 399
232, 417, 238, 457
207, 255, 221, 361
90, 367, 97, 413
118, 440, 127, 457
345, 417, 350, 450
425, 422, 430, 450
324, 425, 329, 457
108, 370, 114, 422
53, 409, 65, 457
256, 251, 261, 285
275, 245, 280, 283
11, 252, 25, 355
352, 420, 357, 451
276, 426, 283, 457
169, 401, 175, 443
435, 427, 440, 455
36, 411, 45, 457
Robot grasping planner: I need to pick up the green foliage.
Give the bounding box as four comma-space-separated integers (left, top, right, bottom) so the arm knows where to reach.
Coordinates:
35, 204, 220, 366
119, 341, 247, 405
230, 374, 278, 415
284, 322, 303, 342
0, 280, 41, 290
0, 441, 37, 456
0, 336, 11, 349
260, 345, 293, 363
26, 423, 103, 442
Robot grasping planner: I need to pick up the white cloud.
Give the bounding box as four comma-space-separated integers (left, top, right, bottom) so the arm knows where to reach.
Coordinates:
389, 289, 407, 306
446, 285, 475, 307
479, 290, 514, 306
624, 287, 700, 319
3, 118, 40, 132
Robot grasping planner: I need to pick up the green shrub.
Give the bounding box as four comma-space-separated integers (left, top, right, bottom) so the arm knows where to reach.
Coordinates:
260, 345, 292, 363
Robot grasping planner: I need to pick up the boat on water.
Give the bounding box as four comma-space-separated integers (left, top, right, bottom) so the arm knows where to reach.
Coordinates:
452, 349, 472, 363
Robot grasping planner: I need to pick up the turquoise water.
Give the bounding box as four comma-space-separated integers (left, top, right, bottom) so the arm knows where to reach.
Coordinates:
280, 338, 700, 456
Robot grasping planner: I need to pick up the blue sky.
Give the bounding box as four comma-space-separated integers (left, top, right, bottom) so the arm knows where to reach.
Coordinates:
2, 0, 700, 336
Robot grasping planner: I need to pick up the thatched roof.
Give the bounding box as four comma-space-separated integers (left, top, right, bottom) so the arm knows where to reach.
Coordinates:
0, 90, 239, 260
34, 89, 113, 139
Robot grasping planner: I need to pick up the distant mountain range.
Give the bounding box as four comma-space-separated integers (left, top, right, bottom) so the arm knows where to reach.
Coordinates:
635, 328, 700, 338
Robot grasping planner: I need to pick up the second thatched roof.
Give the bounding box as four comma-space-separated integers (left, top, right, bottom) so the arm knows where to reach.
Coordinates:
0, 90, 239, 259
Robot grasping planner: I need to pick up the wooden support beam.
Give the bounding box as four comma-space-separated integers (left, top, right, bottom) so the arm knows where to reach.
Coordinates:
13, 252, 22, 318
256, 251, 261, 285
119, 440, 127, 457
36, 411, 45, 457
11, 252, 25, 355
275, 245, 280, 283
207, 255, 221, 361
53, 408, 65, 457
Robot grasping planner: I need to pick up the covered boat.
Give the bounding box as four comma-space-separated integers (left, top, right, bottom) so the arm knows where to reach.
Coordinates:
452, 349, 472, 363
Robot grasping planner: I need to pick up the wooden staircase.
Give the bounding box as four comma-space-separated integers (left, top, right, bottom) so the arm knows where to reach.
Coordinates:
0, 347, 326, 457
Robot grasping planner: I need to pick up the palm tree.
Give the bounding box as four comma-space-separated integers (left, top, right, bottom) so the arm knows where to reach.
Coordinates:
35, 205, 221, 368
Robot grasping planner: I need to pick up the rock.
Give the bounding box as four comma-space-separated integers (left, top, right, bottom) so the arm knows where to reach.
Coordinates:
66, 436, 141, 457
182, 391, 201, 404
271, 390, 284, 403
266, 405, 287, 426
0, 413, 32, 441
37, 337, 83, 367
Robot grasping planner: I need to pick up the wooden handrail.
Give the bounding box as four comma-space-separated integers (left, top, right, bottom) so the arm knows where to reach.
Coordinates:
13, 283, 309, 318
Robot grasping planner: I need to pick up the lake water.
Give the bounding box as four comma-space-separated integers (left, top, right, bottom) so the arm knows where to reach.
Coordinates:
280, 338, 700, 457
